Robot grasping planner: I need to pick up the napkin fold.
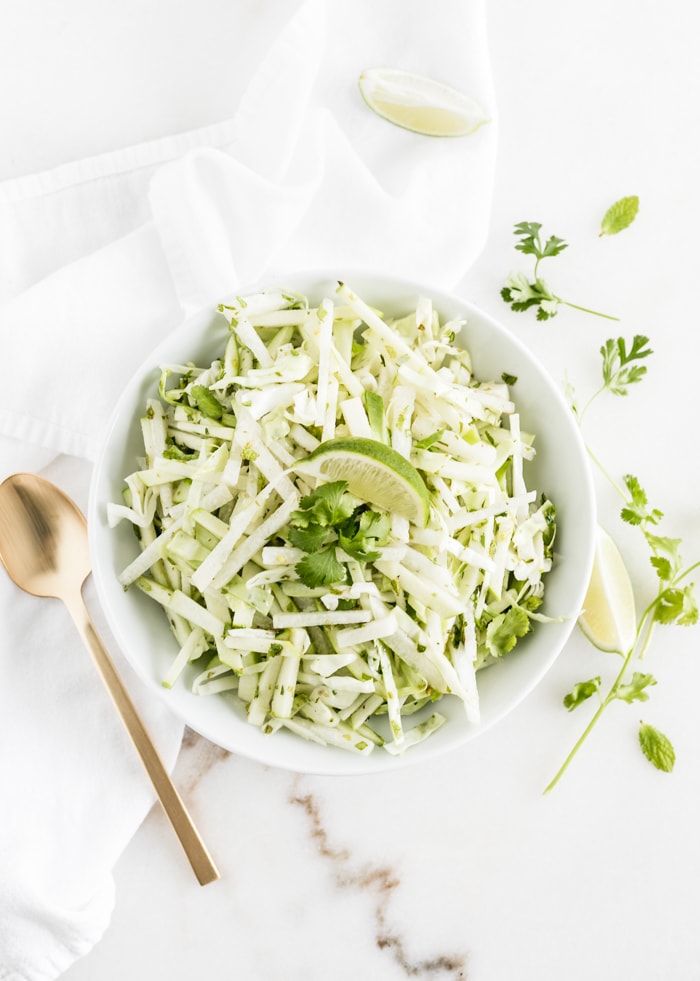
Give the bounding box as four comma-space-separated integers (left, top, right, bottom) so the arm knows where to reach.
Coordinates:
0, 1, 497, 977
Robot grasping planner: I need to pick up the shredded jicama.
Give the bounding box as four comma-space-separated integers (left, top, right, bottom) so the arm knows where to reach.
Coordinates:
110, 283, 557, 755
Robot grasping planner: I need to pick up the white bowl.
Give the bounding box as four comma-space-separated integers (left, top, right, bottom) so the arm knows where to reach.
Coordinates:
88, 271, 596, 775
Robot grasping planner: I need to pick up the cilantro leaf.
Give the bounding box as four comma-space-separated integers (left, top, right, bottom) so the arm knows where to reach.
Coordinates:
646, 533, 682, 581
295, 547, 346, 588
600, 195, 639, 236
620, 474, 663, 527
485, 607, 531, 658
501, 273, 560, 319
190, 384, 223, 420
288, 522, 330, 553
614, 671, 657, 704
600, 336, 653, 396
638, 722, 675, 772
338, 509, 391, 562
513, 221, 568, 261
563, 677, 601, 711
295, 480, 359, 527
654, 585, 698, 626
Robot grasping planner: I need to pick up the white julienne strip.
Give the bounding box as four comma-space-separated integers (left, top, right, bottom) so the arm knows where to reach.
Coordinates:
340, 397, 372, 437
335, 613, 398, 650
224, 627, 278, 653
338, 282, 434, 377
163, 626, 208, 689
272, 609, 372, 630
236, 382, 305, 421
330, 346, 365, 397
509, 413, 529, 521
289, 423, 320, 453
388, 385, 415, 458
211, 494, 300, 589
321, 376, 340, 443
234, 409, 297, 498
314, 299, 334, 427
118, 518, 184, 586
189, 494, 268, 592
374, 559, 463, 619
107, 489, 157, 529
451, 607, 480, 724
383, 714, 446, 755
232, 314, 273, 367
377, 642, 403, 743
136, 577, 226, 637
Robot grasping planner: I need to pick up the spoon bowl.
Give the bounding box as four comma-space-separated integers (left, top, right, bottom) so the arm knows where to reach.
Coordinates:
0, 472, 219, 885
0, 472, 89, 599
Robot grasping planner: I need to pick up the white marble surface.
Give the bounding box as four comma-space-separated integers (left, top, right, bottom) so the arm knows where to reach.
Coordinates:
3, 1, 700, 978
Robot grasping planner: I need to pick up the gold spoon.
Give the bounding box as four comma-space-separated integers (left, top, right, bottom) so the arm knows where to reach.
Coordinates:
0, 472, 219, 886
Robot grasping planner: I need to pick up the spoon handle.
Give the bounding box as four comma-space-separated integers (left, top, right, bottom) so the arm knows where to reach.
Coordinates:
64, 589, 220, 886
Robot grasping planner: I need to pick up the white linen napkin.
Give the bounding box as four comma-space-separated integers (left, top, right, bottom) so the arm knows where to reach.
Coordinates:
0, 1, 497, 977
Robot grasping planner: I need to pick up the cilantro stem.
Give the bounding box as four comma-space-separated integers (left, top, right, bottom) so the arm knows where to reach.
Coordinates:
544, 609, 656, 793
583, 441, 627, 498
545, 549, 700, 792
558, 299, 620, 322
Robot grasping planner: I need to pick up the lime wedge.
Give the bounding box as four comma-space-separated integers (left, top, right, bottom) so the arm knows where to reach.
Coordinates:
578, 525, 637, 654
297, 437, 431, 527
358, 67, 490, 137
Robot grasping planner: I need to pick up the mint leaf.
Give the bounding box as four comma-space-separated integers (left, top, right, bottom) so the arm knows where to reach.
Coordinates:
600, 195, 639, 236
638, 722, 675, 772
563, 677, 601, 711
614, 672, 656, 704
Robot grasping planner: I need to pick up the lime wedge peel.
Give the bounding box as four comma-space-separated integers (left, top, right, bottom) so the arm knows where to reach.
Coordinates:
296, 437, 431, 528
578, 525, 637, 654
358, 67, 491, 138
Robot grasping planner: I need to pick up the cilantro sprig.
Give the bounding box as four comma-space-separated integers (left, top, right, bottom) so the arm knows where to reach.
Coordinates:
545, 339, 699, 791
572, 334, 653, 424
289, 481, 391, 588
501, 221, 619, 322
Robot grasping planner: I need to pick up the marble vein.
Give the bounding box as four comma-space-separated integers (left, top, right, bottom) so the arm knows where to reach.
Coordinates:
289, 783, 469, 980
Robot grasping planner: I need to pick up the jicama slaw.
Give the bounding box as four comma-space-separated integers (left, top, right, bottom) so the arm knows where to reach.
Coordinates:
109, 283, 556, 756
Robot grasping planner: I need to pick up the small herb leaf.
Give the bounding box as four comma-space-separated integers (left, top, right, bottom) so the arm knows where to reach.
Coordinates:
638, 722, 675, 772
600, 195, 639, 236
295, 547, 346, 588
614, 672, 657, 704
563, 677, 601, 711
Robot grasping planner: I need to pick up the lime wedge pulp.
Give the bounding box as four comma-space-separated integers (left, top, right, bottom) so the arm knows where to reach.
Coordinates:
297, 437, 431, 527
578, 525, 637, 654
358, 67, 490, 138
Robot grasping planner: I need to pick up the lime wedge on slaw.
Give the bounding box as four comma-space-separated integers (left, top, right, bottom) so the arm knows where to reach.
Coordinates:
297, 436, 431, 527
